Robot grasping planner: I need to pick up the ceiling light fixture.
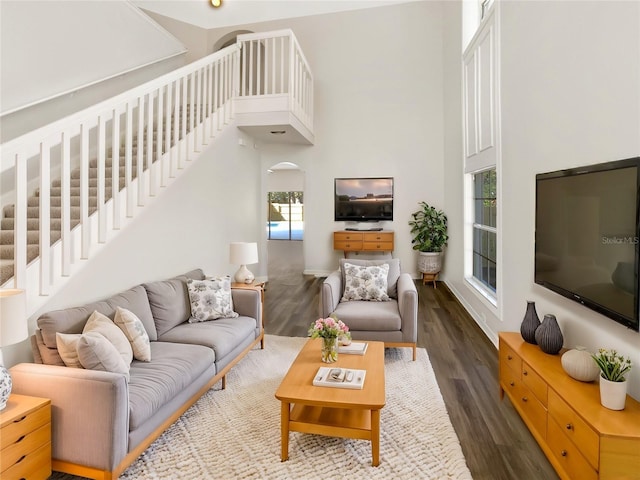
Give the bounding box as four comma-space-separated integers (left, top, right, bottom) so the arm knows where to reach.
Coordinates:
210, 0, 222, 8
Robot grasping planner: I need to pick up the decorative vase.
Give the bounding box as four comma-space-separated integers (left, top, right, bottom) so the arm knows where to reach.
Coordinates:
599, 376, 627, 410
520, 301, 540, 344
561, 346, 600, 382
535, 314, 563, 354
321, 337, 338, 363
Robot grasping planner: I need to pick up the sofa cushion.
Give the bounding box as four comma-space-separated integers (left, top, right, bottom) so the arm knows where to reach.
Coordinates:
114, 307, 151, 362
332, 299, 402, 331
83, 311, 133, 366
157, 316, 256, 361
77, 332, 131, 380
37, 285, 157, 351
341, 262, 390, 302
143, 269, 205, 337
56, 333, 82, 368
187, 277, 238, 322
128, 341, 214, 431
339, 258, 400, 299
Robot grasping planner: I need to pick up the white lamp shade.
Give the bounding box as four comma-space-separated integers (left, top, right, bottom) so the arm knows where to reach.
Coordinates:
0, 289, 28, 347
229, 242, 259, 266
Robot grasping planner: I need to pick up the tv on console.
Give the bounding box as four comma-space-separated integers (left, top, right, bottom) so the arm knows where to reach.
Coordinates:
334, 177, 394, 222
535, 157, 640, 332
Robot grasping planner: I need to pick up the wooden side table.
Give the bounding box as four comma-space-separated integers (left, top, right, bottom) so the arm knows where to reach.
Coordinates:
1, 394, 51, 480
422, 272, 438, 288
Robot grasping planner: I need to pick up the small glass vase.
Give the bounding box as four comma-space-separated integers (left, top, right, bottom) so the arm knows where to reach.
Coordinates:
321, 337, 338, 363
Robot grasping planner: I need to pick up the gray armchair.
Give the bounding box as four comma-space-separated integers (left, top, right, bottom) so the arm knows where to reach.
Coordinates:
319, 258, 418, 360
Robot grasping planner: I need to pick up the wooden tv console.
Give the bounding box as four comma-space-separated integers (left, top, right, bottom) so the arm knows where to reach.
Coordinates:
499, 332, 640, 480
333, 230, 394, 254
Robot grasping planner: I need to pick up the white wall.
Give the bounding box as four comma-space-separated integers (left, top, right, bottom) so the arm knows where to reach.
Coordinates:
445, 1, 640, 399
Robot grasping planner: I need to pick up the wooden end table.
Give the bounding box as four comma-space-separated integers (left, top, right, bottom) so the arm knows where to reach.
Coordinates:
275, 339, 386, 466
1, 394, 51, 480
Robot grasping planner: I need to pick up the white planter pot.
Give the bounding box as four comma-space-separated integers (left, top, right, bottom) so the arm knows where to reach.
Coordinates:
599, 376, 628, 410
418, 252, 442, 274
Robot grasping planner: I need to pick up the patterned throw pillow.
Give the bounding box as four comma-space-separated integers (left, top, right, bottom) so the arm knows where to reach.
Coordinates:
187, 277, 239, 322
341, 262, 390, 302
114, 307, 151, 362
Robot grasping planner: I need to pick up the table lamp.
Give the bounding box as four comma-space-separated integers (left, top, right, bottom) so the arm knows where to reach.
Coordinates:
229, 242, 259, 284
0, 289, 28, 410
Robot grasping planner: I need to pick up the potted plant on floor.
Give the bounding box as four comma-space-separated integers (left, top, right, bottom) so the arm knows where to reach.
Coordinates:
409, 202, 448, 276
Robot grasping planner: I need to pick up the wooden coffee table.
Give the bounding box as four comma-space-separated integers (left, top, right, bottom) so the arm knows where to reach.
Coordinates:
275, 339, 385, 466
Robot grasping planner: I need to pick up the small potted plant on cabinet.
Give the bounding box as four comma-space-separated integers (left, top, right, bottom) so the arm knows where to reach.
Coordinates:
409, 202, 448, 283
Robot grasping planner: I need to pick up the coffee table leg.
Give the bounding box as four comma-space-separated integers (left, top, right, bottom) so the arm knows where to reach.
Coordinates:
371, 409, 380, 466
281, 402, 290, 462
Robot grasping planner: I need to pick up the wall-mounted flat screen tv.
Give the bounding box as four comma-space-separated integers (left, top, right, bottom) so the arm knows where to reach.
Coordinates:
334, 177, 394, 222
535, 157, 640, 332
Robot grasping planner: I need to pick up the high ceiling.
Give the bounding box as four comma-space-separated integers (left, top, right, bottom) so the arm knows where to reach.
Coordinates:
133, 0, 420, 30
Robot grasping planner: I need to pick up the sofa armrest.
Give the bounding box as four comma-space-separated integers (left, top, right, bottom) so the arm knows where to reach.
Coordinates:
231, 288, 262, 328
320, 270, 342, 318
10, 363, 129, 471
397, 273, 418, 343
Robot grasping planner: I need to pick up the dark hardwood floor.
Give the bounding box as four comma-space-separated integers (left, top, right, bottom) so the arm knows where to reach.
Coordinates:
265, 240, 559, 480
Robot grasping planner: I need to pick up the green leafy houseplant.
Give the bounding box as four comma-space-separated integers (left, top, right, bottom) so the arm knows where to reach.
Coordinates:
592, 348, 632, 382
408, 202, 449, 253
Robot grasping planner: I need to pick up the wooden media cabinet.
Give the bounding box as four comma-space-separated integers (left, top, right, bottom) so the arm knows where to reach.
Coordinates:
499, 332, 640, 480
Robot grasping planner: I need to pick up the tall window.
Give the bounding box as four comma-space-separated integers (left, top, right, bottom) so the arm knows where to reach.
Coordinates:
472, 170, 497, 293
267, 192, 304, 241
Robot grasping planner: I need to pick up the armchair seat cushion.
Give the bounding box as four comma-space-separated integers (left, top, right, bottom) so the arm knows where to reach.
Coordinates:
332, 299, 402, 331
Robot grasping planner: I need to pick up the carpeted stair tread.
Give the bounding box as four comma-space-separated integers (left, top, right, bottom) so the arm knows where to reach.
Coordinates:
28, 195, 102, 208
0, 244, 40, 261
1, 218, 64, 231
0, 230, 61, 245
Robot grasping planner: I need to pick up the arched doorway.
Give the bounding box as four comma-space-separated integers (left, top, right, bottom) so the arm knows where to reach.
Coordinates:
266, 162, 305, 293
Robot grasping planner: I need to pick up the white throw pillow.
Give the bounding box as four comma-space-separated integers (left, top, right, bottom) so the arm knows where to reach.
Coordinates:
341, 262, 390, 302
83, 310, 133, 365
114, 307, 151, 362
77, 331, 130, 380
187, 277, 239, 322
56, 333, 82, 368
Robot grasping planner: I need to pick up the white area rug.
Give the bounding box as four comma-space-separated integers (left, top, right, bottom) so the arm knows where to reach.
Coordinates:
114, 335, 471, 479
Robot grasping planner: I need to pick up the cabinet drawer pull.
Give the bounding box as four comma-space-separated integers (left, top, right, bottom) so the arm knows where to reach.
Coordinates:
566, 423, 573, 431
509, 381, 515, 387
523, 370, 528, 376
16, 454, 26, 464
561, 450, 567, 457
522, 396, 528, 402
15, 434, 26, 443
507, 355, 513, 360
13, 415, 27, 424
345, 244, 351, 248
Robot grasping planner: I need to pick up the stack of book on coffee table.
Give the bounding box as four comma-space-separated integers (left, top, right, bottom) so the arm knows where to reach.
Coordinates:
313, 367, 366, 389
338, 342, 368, 355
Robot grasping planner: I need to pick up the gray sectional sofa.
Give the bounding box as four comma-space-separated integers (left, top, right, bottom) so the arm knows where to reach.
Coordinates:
10, 268, 263, 480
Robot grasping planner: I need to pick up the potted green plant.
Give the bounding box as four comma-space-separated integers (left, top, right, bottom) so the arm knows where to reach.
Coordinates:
592, 348, 632, 410
408, 202, 448, 274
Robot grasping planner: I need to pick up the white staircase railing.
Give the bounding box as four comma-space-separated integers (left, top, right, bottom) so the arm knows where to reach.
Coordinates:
0, 29, 313, 315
